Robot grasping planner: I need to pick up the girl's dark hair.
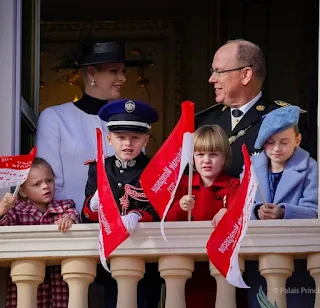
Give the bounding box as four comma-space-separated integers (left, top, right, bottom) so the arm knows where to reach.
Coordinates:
293, 124, 300, 135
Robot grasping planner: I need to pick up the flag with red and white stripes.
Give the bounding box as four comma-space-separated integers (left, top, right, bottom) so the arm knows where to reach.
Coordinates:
140, 101, 194, 226
96, 128, 129, 270
0, 148, 36, 189
206, 144, 257, 288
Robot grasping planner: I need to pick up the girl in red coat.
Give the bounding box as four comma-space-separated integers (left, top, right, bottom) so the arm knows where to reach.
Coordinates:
166, 124, 240, 308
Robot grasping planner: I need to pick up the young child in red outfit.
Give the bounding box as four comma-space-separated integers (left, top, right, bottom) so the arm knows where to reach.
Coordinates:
167, 124, 239, 223
0, 157, 80, 308
166, 124, 240, 308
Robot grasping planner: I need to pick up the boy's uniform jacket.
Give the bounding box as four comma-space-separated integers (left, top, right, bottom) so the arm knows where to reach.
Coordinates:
81, 152, 162, 307
82, 152, 159, 222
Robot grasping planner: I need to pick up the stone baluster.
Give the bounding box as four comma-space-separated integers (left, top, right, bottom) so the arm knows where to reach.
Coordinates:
307, 253, 320, 307
11, 259, 46, 308
210, 256, 245, 308
159, 255, 194, 308
111, 256, 145, 308
61, 257, 97, 308
259, 254, 294, 308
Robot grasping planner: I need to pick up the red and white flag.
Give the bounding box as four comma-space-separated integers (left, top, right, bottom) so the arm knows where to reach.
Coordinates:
96, 128, 129, 271
206, 144, 257, 288
140, 101, 194, 237
0, 148, 36, 189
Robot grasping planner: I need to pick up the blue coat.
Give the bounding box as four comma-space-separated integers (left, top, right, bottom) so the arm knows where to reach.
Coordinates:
251, 147, 318, 219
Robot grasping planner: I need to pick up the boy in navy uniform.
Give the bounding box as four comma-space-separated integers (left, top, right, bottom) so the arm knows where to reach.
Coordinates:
82, 99, 159, 224
81, 99, 161, 308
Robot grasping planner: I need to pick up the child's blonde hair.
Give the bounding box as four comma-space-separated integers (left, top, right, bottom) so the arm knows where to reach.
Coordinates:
194, 125, 232, 168
29, 157, 55, 177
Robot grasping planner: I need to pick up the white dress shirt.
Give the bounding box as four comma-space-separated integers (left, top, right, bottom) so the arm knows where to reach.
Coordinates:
230, 92, 262, 130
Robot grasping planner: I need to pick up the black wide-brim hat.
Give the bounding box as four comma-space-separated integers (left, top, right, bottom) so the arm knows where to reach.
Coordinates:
76, 40, 152, 68
52, 40, 153, 70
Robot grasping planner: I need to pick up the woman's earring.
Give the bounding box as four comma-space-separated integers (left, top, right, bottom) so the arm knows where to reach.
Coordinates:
90, 79, 95, 86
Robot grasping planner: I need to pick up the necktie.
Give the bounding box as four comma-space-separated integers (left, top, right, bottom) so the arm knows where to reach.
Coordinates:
232, 109, 243, 118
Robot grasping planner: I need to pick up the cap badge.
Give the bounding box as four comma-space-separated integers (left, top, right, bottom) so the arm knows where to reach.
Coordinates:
256, 105, 265, 111
125, 100, 135, 113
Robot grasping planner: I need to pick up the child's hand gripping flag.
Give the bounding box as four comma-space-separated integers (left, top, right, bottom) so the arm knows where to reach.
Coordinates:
140, 101, 195, 239
206, 144, 257, 288
0, 148, 37, 196
96, 128, 129, 271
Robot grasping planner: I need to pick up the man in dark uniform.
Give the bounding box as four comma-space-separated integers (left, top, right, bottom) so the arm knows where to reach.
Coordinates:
81, 98, 162, 308
196, 39, 312, 178
197, 39, 313, 308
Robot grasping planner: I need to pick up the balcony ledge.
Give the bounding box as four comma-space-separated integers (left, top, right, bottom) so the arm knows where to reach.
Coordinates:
1, 220, 320, 265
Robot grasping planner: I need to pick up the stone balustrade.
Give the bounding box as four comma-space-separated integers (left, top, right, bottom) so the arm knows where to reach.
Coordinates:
1, 220, 320, 308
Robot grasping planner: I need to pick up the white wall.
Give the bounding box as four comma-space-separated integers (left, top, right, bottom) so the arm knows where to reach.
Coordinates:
0, 0, 21, 156
0, 0, 21, 304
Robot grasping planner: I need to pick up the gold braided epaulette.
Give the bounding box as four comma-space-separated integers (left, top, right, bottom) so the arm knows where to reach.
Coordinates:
274, 100, 307, 113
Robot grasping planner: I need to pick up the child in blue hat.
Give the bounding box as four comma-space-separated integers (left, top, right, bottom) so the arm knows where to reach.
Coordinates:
250, 105, 318, 220
81, 98, 161, 308
246, 106, 318, 308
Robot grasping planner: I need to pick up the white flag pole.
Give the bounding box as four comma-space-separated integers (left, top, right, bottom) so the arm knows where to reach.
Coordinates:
256, 183, 268, 207
251, 166, 269, 208
187, 161, 193, 221
13, 185, 20, 198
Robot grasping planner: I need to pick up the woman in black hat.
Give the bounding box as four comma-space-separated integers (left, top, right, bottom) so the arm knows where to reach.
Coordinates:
35, 41, 161, 308
36, 40, 148, 212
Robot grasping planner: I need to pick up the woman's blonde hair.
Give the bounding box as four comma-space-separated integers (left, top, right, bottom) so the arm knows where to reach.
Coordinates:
194, 125, 232, 168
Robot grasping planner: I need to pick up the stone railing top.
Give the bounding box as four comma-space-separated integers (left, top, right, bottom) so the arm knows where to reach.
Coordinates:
1, 220, 320, 265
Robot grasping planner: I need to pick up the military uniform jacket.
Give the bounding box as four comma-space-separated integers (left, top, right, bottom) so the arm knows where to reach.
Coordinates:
195, 96, 312, 178
81, 152, 159, 223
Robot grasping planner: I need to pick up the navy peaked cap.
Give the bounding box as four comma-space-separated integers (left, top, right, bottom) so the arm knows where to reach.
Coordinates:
254, 106, 300, 149
99, 99, 159, 133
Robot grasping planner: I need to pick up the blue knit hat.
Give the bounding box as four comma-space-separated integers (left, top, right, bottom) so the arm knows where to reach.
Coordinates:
254, 106, 300, 149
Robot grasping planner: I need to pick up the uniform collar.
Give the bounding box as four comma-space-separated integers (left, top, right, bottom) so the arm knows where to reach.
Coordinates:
230, 92, 262, 116
192, 171, 230, 188
74, 93, 108, 115
114, 152, 145, 169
